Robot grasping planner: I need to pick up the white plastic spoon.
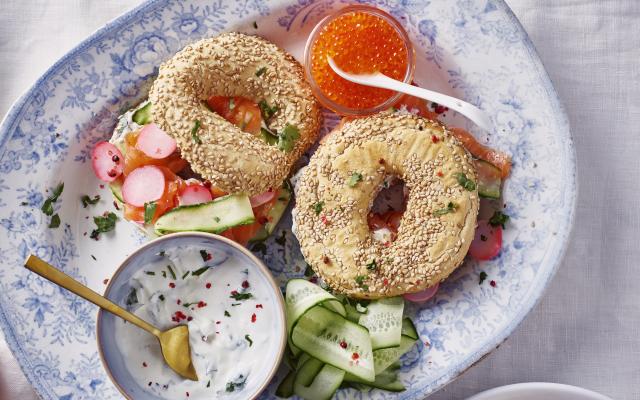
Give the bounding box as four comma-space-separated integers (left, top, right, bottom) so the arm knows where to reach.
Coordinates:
327, 56, 493, 132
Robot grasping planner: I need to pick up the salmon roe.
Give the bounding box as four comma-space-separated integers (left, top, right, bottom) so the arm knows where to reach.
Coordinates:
309, 8, 411, 111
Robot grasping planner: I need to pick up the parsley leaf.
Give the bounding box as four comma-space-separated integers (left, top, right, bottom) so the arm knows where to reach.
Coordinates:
304, 264, 315, 277
81, 194, 100, 208
433, 202, 458, 216
260, 127, 278, 145
41, 182, 64, 216
479, 271, 488, 285
230, 292, 253, 301
489, 211, 510, 229
144, 202, 157, 224
355, 275, 367, 286
48, 214, 61, 228
366, 259, 377, 271
200, 250, 211, 262
191, 120, 202, 144
312, 201, 324, 215
348, 172, 363, 187
255, 67, 267, 77
454, 172, 476, 191
90, 212, 117, 239
125, 288, 138, 306
244, 334, 253, 346
277, 124, 300, 152
258, 100, 278, 121
224, 310, 231, 317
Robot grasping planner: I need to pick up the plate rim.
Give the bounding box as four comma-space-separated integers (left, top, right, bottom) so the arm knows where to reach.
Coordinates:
0, 0, 577, 398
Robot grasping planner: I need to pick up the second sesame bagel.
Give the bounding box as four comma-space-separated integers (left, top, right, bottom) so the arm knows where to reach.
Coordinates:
293, 113, 479, 299
149, 32, 322, 196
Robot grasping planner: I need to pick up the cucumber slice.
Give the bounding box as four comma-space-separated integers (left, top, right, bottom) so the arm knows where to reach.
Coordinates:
344, 303, 362, 323
154, 194, 254, 235
475, 159, 502, 199
372, 334, 416, 374
347, 369, 405, 392
275, 370, 296, 398
250, 183, 292, 242
401, 317, 419, 340
132, 102, 152, 125
109, 180, 124, 203
291, 306, 375, 382
294, 358, 345, 400
358, 296, 404, 350
285, 279, 346, 335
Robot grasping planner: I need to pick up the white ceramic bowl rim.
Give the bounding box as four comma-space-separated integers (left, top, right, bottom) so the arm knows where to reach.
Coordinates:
466, 382, 613, 400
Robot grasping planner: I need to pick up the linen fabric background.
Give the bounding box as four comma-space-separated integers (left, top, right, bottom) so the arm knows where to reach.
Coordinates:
0, 1, 638, 399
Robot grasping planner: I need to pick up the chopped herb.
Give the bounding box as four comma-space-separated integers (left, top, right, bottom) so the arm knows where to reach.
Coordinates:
81, 195, 101, 208
255, 67, 267, 77
433, 202, 458, 216
91, 255, 97, 261
125, 288, 138, 306
348, 172, 363, 187
230, 292, 253, 301
489, 211, 510, 229
366, 259, 377, 271
158, 294, 165, 301
90, 212, 117, 239
48, 214, 61, 228
312, 201, 324, 215
245, 334, 253, 346
355, 275, 367, 286
41, 182, 64, 216
158, 251, 165, 257
167, 265, 176, 280
228, 98, 235, 110
225, 376, 247, 393
224, 310, 231, 317
226, 382, 235, 392
181, 271, 190, 279
454, 172, 476, 191
252, 21, 258, 29
258, 100, 278, 121
231, 302, 241, 306
144, 202, 157, 224
304, 264, 315, 277
260, 127, 278, 145
20, 201, 29, 206
479, 271, 488, 285
191, 266, 210, 277
277, 124, 300, 152
191, 120, 202, 144
206, 380, 211, 388
145, 271, 155, 276
182, 302, 194, 308
161, 271, 167, 278
200, 250, 210, 262
214, 216, 220, 222
275, 230, 286, 246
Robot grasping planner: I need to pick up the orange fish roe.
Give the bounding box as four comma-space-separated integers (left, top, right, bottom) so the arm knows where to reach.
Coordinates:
310, 10, 410, 110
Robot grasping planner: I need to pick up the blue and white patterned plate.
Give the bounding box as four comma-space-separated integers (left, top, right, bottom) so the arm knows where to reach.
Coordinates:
0, 1, 575, 399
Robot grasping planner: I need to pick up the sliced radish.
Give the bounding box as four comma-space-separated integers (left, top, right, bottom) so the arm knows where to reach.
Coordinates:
468, 219, 503, 260
249, 190, 276, 208
135, 123, 177, 159
121, 166, 166, 207
404, 283, 439, 302
178, 184, 213, 206
91, 141, 124, 182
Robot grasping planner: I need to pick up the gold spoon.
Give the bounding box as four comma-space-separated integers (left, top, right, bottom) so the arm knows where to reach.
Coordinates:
24, 254, 198, 381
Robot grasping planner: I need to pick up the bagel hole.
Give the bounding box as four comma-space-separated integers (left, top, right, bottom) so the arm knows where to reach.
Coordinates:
367, 176, 408, 245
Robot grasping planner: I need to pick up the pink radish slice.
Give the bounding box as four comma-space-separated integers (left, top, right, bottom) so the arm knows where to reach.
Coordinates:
404, 283, 439, 303
250, 190, 276, 208
468, 219, 503, 260
91, 142, 124, 183
135, 123, 177, 159
178, 184, 213, 206
121, 166, 166, 207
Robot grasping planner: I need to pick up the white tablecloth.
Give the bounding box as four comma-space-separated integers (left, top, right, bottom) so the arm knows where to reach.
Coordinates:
0, 1, 637, 399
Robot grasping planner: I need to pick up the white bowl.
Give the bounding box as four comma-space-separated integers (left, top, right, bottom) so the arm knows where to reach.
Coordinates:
467, 383, 613, 400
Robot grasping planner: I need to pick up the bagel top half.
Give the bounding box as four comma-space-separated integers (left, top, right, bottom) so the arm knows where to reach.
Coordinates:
149, 32, 322, 196
293, 113, 479, 299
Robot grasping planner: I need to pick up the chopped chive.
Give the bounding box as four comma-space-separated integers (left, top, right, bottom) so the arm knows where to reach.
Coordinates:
182, 271, 190, 279
252, 21, 258, 29
144, 202, 157, 224
81, 194, 100, 208
479, 271, 488, 285
192, 266, 210, 277
145, 271, 155, 276
245, 334, 253, 346
255, 67, 267, 77
191, 120, 202, 144
167, 265, 176, 280
454, 172, 476, 191
312, 201, 324, 215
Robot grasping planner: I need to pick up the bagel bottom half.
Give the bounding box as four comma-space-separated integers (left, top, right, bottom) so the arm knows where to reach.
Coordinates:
293, 113, 479, 299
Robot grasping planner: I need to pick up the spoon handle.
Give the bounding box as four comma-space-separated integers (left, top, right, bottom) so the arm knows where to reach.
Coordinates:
24, 254, 161, 337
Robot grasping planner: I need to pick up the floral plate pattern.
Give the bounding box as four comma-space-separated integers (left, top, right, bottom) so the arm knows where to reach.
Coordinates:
0, 1, 575, 399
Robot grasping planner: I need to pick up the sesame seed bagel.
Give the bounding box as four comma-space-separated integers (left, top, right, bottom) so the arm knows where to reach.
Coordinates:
149, 32, 322, 196
293, 113, 479, 299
